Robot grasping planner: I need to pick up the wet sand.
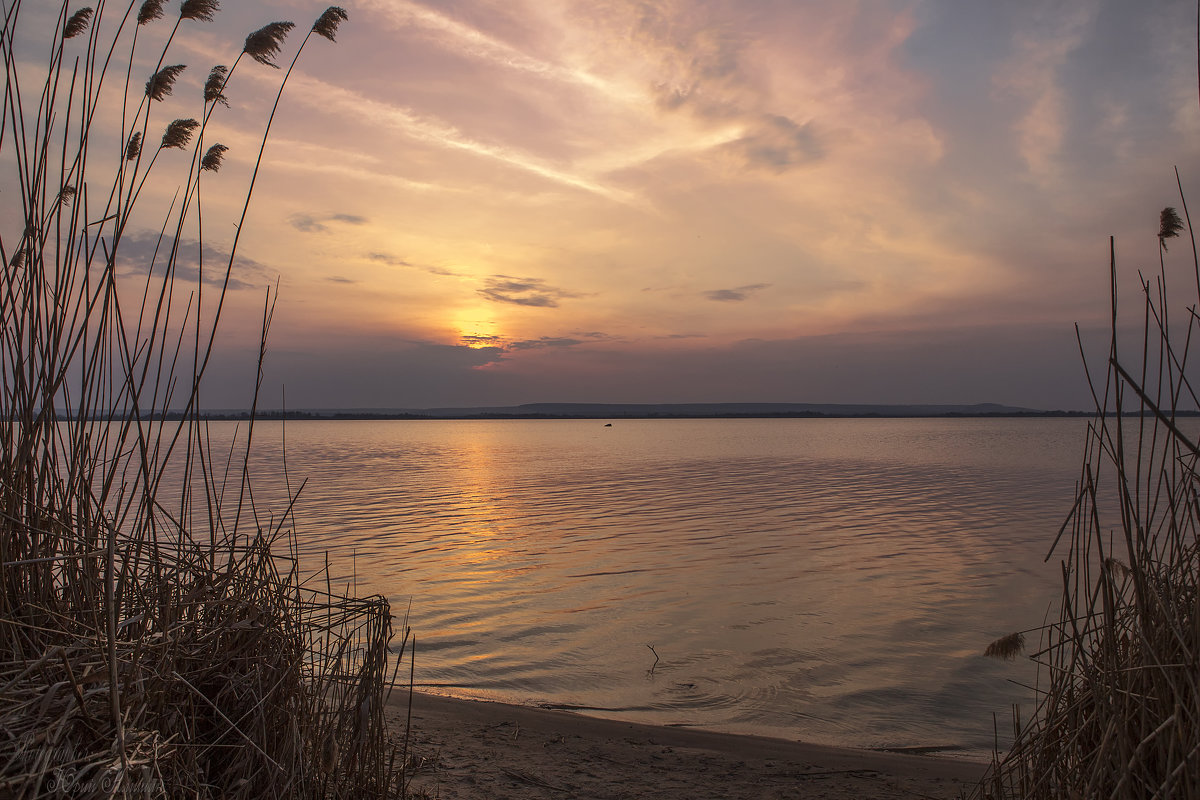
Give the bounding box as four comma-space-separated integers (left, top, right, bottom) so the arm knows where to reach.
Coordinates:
388, 692, 987, 799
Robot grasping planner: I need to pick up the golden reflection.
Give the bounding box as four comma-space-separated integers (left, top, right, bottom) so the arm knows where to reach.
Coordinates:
435, 426, 511, 569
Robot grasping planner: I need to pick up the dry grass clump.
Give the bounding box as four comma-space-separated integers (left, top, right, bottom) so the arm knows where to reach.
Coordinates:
975, 219, 1200, 798
1, 2, 405, 797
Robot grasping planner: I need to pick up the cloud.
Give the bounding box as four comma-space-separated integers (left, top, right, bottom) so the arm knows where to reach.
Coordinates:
704, 283, 770, 302
508, 336, 584, 350
286, 73, 638, 205
360, 0, 618, 95
725, 115, 823, 172
460, 333, 588, 352
560, 3, 831, 177
471, 323, 1099, 411
458, 330, 608, 352
289, 213, 368, 233
369, 252, 462, 277
478, 275, 579, 308
628, 1, 751, 119
201, 319, 1106, 411
212, 337, 516, 409
115, 230, 269, 290
369, 252, 413, 268
326, 276, 357, 284
992, 5, 1094, 181
462, 334, 505, 347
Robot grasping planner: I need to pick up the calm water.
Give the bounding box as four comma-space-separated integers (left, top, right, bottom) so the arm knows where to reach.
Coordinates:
209, 417, 1089, 759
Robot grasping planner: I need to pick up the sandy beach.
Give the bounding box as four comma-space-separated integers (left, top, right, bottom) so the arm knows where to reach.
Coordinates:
389, 692, 987, 799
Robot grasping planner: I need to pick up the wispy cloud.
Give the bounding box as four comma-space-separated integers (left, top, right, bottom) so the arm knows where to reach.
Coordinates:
289, 212, 368, 233
369, 252, 462, 277
116, 230, 269, 290
461, 333, 506, 347
509, 336, 584, 350
992, 5, 1095, 182
359, 0, 622, 97
478, 275, 579, 308
287, 73, 639, 205
274, 156, 453, 195
460, 330, 611, 351
704, 283, 770, 302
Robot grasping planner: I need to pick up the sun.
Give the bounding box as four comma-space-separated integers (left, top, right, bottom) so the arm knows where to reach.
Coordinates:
452, 311, 504, 349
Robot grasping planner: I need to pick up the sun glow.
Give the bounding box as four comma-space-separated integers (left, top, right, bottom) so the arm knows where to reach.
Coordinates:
454, 313, 504, 349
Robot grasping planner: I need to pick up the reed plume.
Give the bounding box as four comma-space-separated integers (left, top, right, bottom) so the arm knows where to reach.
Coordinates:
313, 6, 349, 42
983, 632, 1025, 661
137, 0, 165, 25
244, 21, 296, 68
200, 143, 228, 172
145, 64, 186, 100
125, 130, 142, 160
161, 117, 199, 149
204, 64, 229, 106
1104, 556, 1131, 579
1159, 206, 1184, 251
179, 0, 219, 22
62, 7, 93, 39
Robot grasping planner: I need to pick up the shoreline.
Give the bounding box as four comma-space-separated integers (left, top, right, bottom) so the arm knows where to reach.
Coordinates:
389, 691, 988, 799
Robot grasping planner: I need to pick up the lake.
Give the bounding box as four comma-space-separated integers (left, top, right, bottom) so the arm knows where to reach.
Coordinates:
205, 417, 1090, 759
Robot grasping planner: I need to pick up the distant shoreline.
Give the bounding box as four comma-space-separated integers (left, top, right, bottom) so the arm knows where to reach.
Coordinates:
174, 409, 1102, 420
66, 400, 1200, 420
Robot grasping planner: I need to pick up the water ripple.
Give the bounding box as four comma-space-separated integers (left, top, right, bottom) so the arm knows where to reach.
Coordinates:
174, 417, 1109, 758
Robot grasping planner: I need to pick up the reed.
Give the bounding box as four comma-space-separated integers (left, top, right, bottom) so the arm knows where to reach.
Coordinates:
0, 2, 408, 797
974, 208, 1200, 798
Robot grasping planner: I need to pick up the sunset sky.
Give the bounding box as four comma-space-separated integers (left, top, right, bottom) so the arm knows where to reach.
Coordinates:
19, 0, 1200, 410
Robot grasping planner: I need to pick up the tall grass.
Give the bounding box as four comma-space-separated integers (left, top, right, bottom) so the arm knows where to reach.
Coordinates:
975, 209, 1200, 798
0, 2, 407, 797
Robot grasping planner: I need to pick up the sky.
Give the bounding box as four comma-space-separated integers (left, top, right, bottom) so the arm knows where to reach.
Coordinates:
13, 0, 1200, 410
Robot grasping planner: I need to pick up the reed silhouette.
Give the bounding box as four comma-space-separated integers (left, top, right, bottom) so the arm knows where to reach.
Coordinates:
976, 204, 1200, 797
0, 2, 411, 796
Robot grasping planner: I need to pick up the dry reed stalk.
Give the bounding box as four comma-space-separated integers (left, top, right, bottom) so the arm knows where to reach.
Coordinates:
972, 225, 1200, 799
0, 3, 408, 798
